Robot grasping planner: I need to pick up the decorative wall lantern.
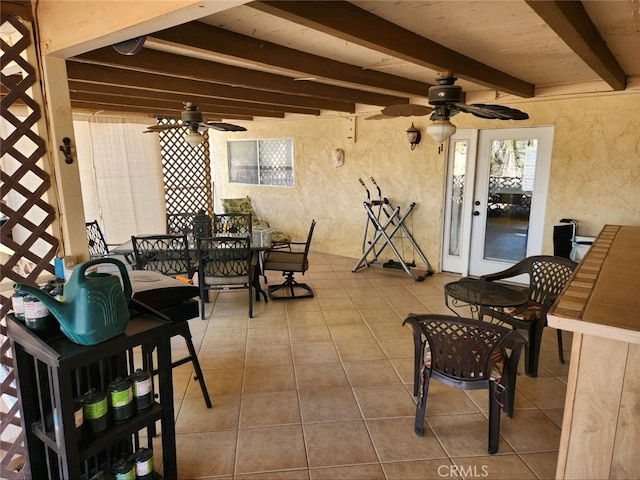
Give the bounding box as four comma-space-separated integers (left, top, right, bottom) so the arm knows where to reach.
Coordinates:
406, 123, 421, 150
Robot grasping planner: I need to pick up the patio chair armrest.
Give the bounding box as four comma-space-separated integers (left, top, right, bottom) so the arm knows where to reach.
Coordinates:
480, 263, 525, 282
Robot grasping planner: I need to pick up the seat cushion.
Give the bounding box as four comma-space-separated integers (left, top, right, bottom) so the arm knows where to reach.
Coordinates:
504, 299, 542, 321
204, 274, 249, 286
270, 230, 292, 243
222, 197, 292, 242
264, 251, 307, 272
221, 197, 262, 226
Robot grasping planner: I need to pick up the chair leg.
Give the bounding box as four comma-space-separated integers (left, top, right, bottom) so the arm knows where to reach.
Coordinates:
248, 283, 253, 318
414, 374, 430, 436
557, 329, 565, 364
199, 284, 206, 320
488, 382, 501, 454
268, 272, 314, 299
525, 322, 545, 377
411, 333, 423, 396
180, 325, 212, 408
501, 345, 522, 418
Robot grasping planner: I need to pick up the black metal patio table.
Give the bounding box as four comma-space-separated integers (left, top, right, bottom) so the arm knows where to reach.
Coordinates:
112, 230, 272, 302
444, 278, 529, 319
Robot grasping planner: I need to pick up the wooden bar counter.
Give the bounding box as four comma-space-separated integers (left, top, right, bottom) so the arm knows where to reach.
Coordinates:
548, 224, 639, 480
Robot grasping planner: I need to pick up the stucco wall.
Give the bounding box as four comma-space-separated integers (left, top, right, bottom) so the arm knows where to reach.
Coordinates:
211, 115, 448, 271
211, 92, 640, 272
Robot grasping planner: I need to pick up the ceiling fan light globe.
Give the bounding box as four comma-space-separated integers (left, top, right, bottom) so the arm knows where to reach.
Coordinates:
426, 119, 457, 143
185, 131, 203, 147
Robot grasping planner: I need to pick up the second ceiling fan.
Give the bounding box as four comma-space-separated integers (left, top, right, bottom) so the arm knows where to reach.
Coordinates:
371, 72, 529, 143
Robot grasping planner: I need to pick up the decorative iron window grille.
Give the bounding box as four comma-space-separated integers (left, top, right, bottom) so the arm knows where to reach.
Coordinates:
227, 139, 294, 187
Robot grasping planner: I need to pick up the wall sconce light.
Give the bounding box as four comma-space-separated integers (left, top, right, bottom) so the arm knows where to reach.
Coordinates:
406, 123, 421, 150
184, 131, 203, 148
59, 137, 73, 164
426, 119, 457, 144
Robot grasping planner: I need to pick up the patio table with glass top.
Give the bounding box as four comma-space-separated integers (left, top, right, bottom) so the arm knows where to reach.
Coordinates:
444, 277, 529, 319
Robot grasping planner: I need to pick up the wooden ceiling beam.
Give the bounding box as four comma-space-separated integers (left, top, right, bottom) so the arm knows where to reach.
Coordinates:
66, 62, 356, 113
69, 101, 253, 121
250, 0, 534, 98
68, 81, 320, 116
149, 21, 432, 97
73, 46, 409, 106
69, 91, 285, 118
526, 0, 626, 91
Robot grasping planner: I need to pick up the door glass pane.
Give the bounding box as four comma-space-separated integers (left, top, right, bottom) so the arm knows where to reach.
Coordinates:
448, 140, 467, 256
483, 138, 538, 262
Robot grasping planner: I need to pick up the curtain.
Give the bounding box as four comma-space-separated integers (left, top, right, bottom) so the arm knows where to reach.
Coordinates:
74, 115, 166, 244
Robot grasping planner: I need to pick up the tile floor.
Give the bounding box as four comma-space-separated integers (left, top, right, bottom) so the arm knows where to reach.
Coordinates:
163, 252, 570, 479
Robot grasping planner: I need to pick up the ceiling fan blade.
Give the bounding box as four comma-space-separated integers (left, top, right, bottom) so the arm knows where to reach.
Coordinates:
454, 103, 529, 120
364, 113, 390, 120
203, 122, 247, 132
144, 124, 182, 132
381, 104, 433, 117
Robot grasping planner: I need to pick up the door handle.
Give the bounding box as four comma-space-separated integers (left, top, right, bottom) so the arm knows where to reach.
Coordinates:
473, 211, 481, 216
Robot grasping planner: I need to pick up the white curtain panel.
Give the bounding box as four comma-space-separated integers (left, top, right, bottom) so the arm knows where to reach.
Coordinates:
74, 115, 166, 244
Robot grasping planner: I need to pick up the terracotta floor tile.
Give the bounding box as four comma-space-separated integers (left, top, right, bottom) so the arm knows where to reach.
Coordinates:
359, 308, 403, 323
196, 345, 245, 370
317, 297, 356, 311
245, 343, 293, 367
184, 367, 242, 398
243, 364, 296, 394
452, 455, 538, 479
323, 309, 363, 325
237, 470, 309, 480
289, 324, 332, 344
516, 376, 567, 409
334, 339, 386, 362
303, 420, 378, 468
520, 451, 559, 480
367, 417, 448, 462
382, 459, 459, 479
295, 362, 349, 390
247, 325, 290, 345
291, 342, 340, 365
309, 463, 385, 479
240, 390, 301, 428
499, 409, 561, 454
286, 310, 326, 326
329, 324, 376, 343
298, 386, 361, 422
343, 359, 404, 386
175, 431, 237, 478
353, 384, 416, 418
175, 396, 240, 433
236, 425, 308, 474
428, 413, 514, 457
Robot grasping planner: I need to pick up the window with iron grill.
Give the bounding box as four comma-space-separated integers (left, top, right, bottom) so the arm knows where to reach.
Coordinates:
227, 139, 294, 187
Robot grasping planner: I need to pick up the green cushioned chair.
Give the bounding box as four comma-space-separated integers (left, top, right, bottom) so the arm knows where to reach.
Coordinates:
221, 197, 292, 243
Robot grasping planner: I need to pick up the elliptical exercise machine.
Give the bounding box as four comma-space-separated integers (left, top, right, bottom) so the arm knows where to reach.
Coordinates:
352, 177, 433, 281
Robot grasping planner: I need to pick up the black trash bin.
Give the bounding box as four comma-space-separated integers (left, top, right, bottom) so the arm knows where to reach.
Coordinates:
553, 219, 576, 259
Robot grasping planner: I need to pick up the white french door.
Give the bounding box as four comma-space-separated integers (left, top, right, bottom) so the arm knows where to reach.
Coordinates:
442, 127, 554, 277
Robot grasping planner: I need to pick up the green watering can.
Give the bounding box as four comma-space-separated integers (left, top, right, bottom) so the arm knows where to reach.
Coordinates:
16, 258, 132, 345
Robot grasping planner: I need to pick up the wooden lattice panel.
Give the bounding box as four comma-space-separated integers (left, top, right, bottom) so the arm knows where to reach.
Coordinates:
1, 13, 59, 478
158, 121, 213, 219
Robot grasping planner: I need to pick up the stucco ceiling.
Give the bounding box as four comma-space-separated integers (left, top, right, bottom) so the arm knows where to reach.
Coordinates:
59, 1, 640, 123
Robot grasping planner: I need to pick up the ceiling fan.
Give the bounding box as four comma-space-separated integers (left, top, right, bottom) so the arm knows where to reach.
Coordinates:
144, 102, 247, 147
369, 72, 529, 143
